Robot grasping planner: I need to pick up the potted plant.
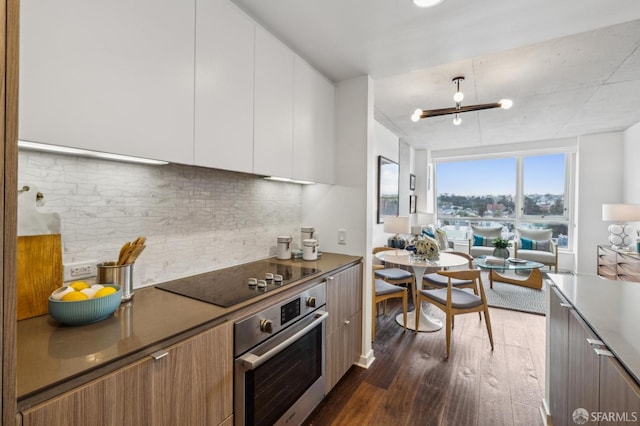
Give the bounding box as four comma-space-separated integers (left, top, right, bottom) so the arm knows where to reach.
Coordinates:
492, 237, 510, 259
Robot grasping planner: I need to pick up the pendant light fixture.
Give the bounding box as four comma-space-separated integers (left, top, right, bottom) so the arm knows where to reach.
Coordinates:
411, 76, 513, 125
413, 0, 444, 8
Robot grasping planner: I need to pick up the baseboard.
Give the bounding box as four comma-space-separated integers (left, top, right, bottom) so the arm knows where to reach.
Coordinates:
540, 398, 552, 425
355, 349, 375, 368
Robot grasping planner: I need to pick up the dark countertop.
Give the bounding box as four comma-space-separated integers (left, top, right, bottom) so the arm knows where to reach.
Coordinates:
17, 253, 361, 405
548, 273, 640, 384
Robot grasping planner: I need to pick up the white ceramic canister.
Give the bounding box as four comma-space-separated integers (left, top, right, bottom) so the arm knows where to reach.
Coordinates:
276, 236, 293, 260
301, 226, 315, 242
302, 239, 318, 261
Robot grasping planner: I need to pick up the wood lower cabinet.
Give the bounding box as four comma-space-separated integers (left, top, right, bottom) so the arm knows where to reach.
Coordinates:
599, 355, 640, 423
549, 286, 570, 426
597, 245, 640, 282
549, 284, 640, 425
152, 322, 233, 426
325, 263, 363, 392
21, 322, 233, 426
22, 357, 154, 426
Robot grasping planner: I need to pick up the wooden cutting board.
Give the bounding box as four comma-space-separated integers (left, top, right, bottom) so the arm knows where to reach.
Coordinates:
17, 234, 63, 320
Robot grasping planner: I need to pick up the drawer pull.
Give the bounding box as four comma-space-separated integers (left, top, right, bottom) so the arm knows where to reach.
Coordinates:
151, 350, 169, 361
560, 303, 572, 308
326, 276, 335, 281
594, 348, 614, 357
344, 320, 350, 325
586, 338, 604, 346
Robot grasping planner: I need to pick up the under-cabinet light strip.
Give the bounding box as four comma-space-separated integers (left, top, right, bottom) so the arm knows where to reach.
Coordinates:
18, 140, 169, 165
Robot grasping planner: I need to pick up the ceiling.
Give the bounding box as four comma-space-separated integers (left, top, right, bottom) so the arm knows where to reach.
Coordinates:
230, 0, 640, 152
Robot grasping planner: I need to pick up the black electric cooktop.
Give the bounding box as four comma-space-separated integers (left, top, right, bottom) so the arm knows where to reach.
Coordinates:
156, 260, 321, 307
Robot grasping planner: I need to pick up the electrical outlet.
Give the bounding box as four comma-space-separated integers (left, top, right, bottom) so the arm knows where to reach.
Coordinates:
63, 261, 97, 282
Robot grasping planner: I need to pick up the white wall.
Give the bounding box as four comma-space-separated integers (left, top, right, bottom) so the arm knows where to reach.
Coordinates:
371, 120, 400, 248
302, 75, 375, 367
302, 76, 371, 257
623, 122, 640, 202
575, 132, 624, 274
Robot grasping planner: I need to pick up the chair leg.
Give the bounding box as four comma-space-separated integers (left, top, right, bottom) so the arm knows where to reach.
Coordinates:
402, 292, 407, 331
484, 306, 494, 351
445, 313, 452, 359
472, 285, 482, 320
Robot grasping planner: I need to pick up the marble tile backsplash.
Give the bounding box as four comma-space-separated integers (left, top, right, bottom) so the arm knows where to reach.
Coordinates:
18, 151, 303, 288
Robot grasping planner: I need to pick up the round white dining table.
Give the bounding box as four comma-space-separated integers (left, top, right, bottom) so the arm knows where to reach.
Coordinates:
374, 250, 469, 332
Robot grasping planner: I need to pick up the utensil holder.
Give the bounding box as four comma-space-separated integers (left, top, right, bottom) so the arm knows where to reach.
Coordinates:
97, 262, 134, 302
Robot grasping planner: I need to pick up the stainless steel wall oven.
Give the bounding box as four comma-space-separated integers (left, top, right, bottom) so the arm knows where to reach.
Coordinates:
234, 281, 327, 426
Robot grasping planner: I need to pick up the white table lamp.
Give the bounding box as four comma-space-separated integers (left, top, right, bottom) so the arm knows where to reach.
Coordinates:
602, 204, 640, 250
384, 216, 410, 248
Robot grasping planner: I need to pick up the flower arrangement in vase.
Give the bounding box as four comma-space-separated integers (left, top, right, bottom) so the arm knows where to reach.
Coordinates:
492, 237, 510, 259
413, 235, 440, 261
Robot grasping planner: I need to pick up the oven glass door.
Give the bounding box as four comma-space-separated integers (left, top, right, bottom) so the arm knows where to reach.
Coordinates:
242, 318, 324, 426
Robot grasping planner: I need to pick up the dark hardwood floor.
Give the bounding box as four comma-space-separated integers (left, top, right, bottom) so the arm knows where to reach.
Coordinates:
306, 300, 546, 426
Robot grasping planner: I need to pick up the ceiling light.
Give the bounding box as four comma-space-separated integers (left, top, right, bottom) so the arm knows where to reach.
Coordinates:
413, 0, 444, 8
500, 99, 513, 109
18, 140, 169, 165
411, 76, 513, 124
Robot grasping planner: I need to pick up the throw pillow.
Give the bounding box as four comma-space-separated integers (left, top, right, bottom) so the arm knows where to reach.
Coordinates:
473, 235, 495, 247
422, 228, 435, 239
520, 237, 553, 252
434, 228, 449, 250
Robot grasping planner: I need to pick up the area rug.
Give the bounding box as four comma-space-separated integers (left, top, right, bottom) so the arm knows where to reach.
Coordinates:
481, 271, 547, 315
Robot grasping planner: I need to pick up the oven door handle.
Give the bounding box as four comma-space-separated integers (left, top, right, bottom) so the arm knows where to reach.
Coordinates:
238, 310, 328, 370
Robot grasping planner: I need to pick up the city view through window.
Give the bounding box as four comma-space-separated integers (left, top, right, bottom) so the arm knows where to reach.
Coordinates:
435, 154, 569, 248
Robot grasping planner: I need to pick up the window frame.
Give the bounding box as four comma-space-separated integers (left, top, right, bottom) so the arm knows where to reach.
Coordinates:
433, 148, 576, 251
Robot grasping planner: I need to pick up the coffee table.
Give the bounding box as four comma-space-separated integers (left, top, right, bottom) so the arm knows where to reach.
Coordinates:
474, 256, 545, 290
375, 250, 469, 332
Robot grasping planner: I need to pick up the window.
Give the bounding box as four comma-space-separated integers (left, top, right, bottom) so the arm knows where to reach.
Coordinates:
435, 152, 572, 249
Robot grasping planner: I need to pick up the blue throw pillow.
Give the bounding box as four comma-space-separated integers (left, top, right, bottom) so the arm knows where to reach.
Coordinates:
520, 237, 553, 252
473, 235, 495, 247
422, 228, 435, 238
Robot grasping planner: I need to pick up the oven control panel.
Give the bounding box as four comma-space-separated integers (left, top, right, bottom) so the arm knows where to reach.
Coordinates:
234, 281, 326, 356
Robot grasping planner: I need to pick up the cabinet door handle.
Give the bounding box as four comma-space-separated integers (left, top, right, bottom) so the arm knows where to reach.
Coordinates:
560, 303, 572, 308
594, 348, 614, 357
344, 320, 350, 325
586, 338, 605, 346
151, 349, 169, 361
326, 276, 335, 281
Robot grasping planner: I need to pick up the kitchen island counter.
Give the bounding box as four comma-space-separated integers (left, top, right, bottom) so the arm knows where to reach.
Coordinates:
17, 252, 361, 407
548, 273, 640, 385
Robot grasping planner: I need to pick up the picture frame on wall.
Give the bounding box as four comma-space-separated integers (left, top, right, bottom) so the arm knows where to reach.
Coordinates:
409, 173, 416, 191
409, 195, 417, 214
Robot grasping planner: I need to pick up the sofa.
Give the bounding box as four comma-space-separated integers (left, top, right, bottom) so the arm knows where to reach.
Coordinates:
513, 228, 558, 273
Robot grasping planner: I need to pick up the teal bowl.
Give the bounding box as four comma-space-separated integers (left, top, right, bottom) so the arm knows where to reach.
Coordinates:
48, 285, 122, 326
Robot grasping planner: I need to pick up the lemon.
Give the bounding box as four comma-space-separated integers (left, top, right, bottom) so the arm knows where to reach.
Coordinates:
69, 281, 90, 291
94, 287, 117, 298
61, 291, 89, 301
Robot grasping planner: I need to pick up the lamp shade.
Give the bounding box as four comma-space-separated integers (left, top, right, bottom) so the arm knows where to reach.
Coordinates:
416, 212, 435, 226
602, 204, 640, 221
384, 216, 410, 234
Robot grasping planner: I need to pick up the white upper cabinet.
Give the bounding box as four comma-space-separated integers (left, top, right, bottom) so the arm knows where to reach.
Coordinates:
19, 0, 195, 164
253, 28, 294, 178
194, 0, 255, 173
293, 57, 335, 184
